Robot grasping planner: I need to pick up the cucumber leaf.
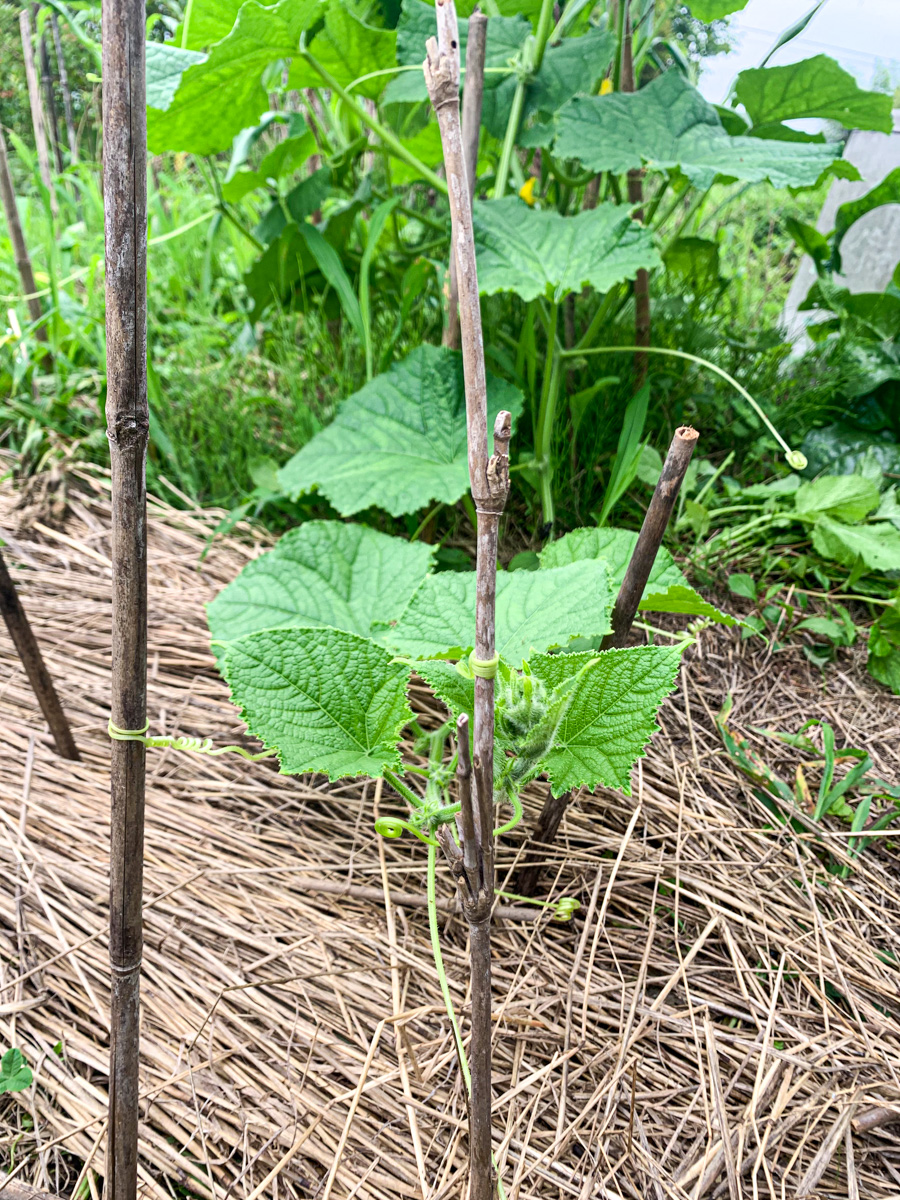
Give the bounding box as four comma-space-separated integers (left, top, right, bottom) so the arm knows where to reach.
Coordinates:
145, 44, 207, 111
385, 0, 528, 104
383, 559, 613, 665
277, 344, 523, 517
688, 0, 749, 17
541, 527, 736, 626
794, 475, 880, 523
474, 198, 660, 303
530, 645, 685, 795
148, 0, 325, 155
550, 71, 842, 190
208, 522, 434, 644
289, 0, 397, 99
222, 627, 412, 779
174, 0, 260, 48
735, 56, 893, 135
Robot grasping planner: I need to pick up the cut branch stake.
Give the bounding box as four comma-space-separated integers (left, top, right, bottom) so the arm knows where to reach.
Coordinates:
601, 425, 698, 650
50, 13, 78, 163
19, 9, 57, 218
443, 9, 486, 351
518, 426, 698, 896
103, 0, 149, 1195
0, 547, 79, 760
622, 2, 649, 388
0, 125, 48, 345
426, 3, 511, 1195
37, 14, 64, 176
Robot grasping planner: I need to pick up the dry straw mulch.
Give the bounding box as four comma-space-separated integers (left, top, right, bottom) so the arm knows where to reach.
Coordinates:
1, 463, 899, 1200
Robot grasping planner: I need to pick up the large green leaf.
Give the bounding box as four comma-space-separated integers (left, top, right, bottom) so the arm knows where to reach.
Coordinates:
735, 56, 893, 135
385, 0, 528, 105
277, 345, 523, 517
474, 199, 660, 303
175, 0, 260, 48
794, 476, 880, 524
148, 0, 324, 155
551, 71, 841, 190
208, 522, 434, 644
530, 646, 684, 796
384, 559, 612, 665
811, 517, 900, 573
290, 0, 397, 99
480, 25, 616, 139
688, 0, 749, 17
540, 527, 735, 625
145, 44, 207, 111
222, 626, 412, 779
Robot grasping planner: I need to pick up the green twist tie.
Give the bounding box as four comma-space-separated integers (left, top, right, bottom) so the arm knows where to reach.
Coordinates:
469, 652, 499, 679
107, 720, 275, 762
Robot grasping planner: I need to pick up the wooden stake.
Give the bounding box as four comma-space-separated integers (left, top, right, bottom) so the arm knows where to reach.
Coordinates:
518, 426, 698, 896
103, 0, 148, 1195
621, 2, 649, 388
50, 13, 78, 163
427, 4, 511, 1195
443, 9, 486, 351
0, 547, 79, 760
601, 425, 698, 650
36, 11, 65, 176
0, 125, 49, 345
19, 9, 57, 219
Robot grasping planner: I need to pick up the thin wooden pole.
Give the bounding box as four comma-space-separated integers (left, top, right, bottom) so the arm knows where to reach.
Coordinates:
35, 9, 65, 176
50, 13, 78, 164
0, 547, 79, 760
0, 125, 49, 345
0, 1178, 63, 1199
19, 9, 57, 218
518, 426, 698, 896
427, 4, 511, 1195
102, 0, 148, 1194
443, 9, 486, 351
601, 425, 698, 649
621, 1, 649, 388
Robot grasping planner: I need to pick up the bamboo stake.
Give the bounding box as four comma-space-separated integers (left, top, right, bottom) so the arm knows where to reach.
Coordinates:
19, 9, 57, 219
102, 0, 148, 1195
621, 2, 649, 388
36, 10, 64, 177
518, 426, 698, 896
426, 4, 511, 1195
0, 125, 49, 345
443, 9, 486, 351
50, 13, 78, 164
0, 547, 79, 761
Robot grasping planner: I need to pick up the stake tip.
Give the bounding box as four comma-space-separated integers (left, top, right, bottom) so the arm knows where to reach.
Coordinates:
675, 425, 700, 444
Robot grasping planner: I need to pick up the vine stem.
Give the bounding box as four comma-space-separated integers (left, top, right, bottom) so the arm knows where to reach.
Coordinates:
426, 845, 509, 1200
493, 0, 556, 198
300, 49, 448, 195
427, 5, 512, 1195
559, 344, 807, 468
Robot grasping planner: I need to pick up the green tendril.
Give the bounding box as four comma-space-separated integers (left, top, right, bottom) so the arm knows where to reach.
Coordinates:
493, 791, 524, 837
495, 889, 581, 921
373, 816, 438, 846
107, 721, 275, 762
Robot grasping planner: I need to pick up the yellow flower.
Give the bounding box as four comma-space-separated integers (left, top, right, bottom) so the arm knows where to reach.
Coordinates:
600, 77, 614, 95
518, 176, 537, 206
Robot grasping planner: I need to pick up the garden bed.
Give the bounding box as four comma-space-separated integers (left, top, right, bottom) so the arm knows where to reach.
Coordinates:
1, 464, 898, 1199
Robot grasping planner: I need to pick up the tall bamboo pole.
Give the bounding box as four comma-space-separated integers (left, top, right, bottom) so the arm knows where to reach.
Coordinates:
427, 3, 511, 1195
50, 13, 78, 163
102, 0, 148, 1194
19, 9, 57, 218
